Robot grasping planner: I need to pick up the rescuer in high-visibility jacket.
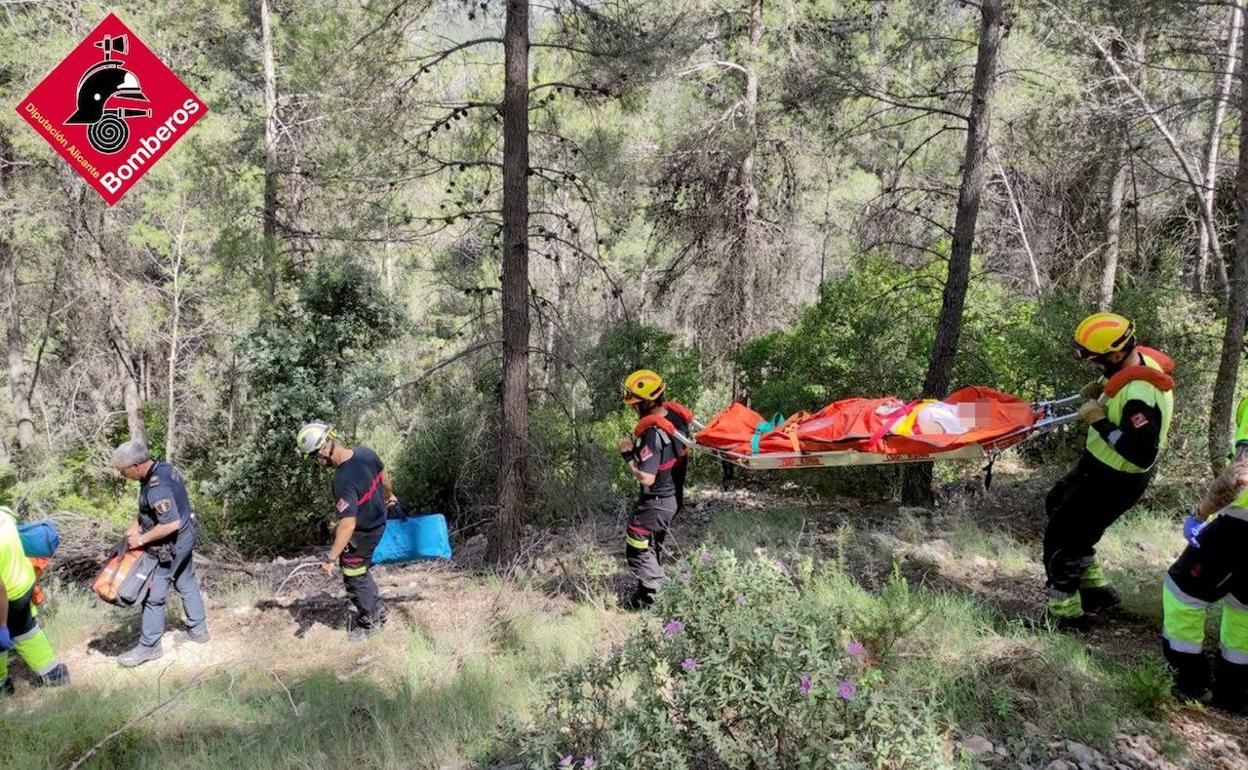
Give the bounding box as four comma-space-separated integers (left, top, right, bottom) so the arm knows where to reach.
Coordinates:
1160, 395, 1248, 714
1043, 312, 1174, 629
0, 507, 68, 693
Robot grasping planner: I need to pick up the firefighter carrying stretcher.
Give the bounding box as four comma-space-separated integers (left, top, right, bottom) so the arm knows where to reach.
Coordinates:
1041, 312, 1174, 629
617, 369, 693, 609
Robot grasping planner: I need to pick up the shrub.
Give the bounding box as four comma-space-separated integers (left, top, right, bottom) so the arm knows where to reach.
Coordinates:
583, 322, 703, 420
507, 549, 951, 769
207, 259, 404, 552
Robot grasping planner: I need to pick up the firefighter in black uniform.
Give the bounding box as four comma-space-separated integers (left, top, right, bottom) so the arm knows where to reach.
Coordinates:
618, 370, 685, 608
298, 422, 395, 642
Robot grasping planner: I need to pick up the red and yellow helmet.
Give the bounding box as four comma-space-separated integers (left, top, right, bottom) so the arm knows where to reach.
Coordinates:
1073, 312, 1135, 359
623, 369, 665, 405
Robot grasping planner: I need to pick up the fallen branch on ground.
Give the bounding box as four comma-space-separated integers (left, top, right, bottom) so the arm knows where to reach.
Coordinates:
68, 667, 218, 770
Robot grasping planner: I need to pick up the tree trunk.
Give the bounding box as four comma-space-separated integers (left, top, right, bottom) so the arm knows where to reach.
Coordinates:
88, 208, 146, 445
0, 131, 36, 463
261, 0, 281, 303
1207, 16, 1248, 472
901, 0, 1005, 504
1100, 136, 1130, 311
2, 252, 36, 456
487, 0, 531, 565
1099, 30, 1146, 311
164, 220, 185, 463
1196, 0, 1243, 296
735, 0, 763, 346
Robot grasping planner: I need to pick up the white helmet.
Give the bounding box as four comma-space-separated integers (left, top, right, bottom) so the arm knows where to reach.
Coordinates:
296, 421, 336, 456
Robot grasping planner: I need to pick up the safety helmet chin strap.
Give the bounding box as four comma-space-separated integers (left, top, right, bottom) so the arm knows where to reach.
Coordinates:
1091, 340, 1137, 377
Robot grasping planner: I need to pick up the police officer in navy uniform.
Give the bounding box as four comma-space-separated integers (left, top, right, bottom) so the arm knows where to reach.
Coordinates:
111, 440, 208, 668
298, 422, 395, 641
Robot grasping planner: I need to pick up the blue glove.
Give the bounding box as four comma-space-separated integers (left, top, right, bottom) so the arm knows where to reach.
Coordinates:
1183, 515, 1207, 549
0, 626, 12, 651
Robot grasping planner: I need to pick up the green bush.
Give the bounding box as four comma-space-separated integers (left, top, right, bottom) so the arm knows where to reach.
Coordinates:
583, 322, 703, 420
391, 384, 495, 522
391, 382, 633, 532
508, 549, 950, 769
207, 259, 404, 552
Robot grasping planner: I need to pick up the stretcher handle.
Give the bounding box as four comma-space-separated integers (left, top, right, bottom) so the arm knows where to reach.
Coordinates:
1034, 393, 1082, 410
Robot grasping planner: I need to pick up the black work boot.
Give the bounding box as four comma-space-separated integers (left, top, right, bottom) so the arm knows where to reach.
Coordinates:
346, 623, 383, 643
1079, 585, 1121, 614
1164, 644, 1211, 702
39, 663, 70, 688
621, 584, 655, 611
1212, 658, 1248, 715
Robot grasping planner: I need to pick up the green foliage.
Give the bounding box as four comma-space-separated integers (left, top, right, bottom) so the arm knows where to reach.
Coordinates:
1125, 655, 1176, 720
391, 382, 494, 521
706, 506, 806, 555
583, 322, 703, 420
392, 382, 631, 530
508, 549, 950, 769
209, 260, 404, 551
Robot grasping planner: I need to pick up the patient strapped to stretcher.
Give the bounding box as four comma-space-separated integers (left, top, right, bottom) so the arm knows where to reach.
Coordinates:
695, 386, 1036, 458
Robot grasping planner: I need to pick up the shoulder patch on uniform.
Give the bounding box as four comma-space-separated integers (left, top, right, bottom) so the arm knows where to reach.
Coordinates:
154, 499, 172, 515
1130, 413, 1149, 429
148, 475, 161, 487
639, 446, 654, 462
336, 498, 349, 513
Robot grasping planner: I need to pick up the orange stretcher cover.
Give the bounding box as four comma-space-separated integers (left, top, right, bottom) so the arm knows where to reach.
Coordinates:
695, 386, 1037, 457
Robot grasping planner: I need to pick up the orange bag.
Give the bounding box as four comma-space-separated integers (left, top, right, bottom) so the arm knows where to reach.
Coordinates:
92, 538, 157, 607
28, 557, 50, 605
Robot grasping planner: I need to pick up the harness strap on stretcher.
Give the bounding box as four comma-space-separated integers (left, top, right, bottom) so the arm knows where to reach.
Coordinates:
750, 413, 785, 455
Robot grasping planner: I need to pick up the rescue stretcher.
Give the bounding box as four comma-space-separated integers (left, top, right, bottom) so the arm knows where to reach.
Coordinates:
680, 387, 1085, 471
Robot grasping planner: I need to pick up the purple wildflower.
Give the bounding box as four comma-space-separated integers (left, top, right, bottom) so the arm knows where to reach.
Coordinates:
847, 640, 866, 658
559, 756, 574, 768
663, 619, 685, 637
680, 571, 692, 583
583, 757, 595, 769
838, 680, 857, 700
699, 551, 714, 564
681, 657, 698, 671
799, 674, 812, 697
735, 594, 747, 607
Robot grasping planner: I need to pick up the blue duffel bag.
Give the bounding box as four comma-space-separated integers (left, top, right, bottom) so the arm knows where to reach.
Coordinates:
18, 520, 60, 558
372, 504, 451, 565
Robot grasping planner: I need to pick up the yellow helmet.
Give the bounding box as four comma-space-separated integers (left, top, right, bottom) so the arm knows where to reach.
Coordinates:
623, 369, 665, 404
1073, 312, 1135, 359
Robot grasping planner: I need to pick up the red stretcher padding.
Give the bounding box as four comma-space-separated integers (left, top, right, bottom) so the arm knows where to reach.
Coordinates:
695, 387, 1037, 457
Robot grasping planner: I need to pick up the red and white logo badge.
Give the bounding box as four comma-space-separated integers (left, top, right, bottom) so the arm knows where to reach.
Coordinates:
14, 14, 207, 205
